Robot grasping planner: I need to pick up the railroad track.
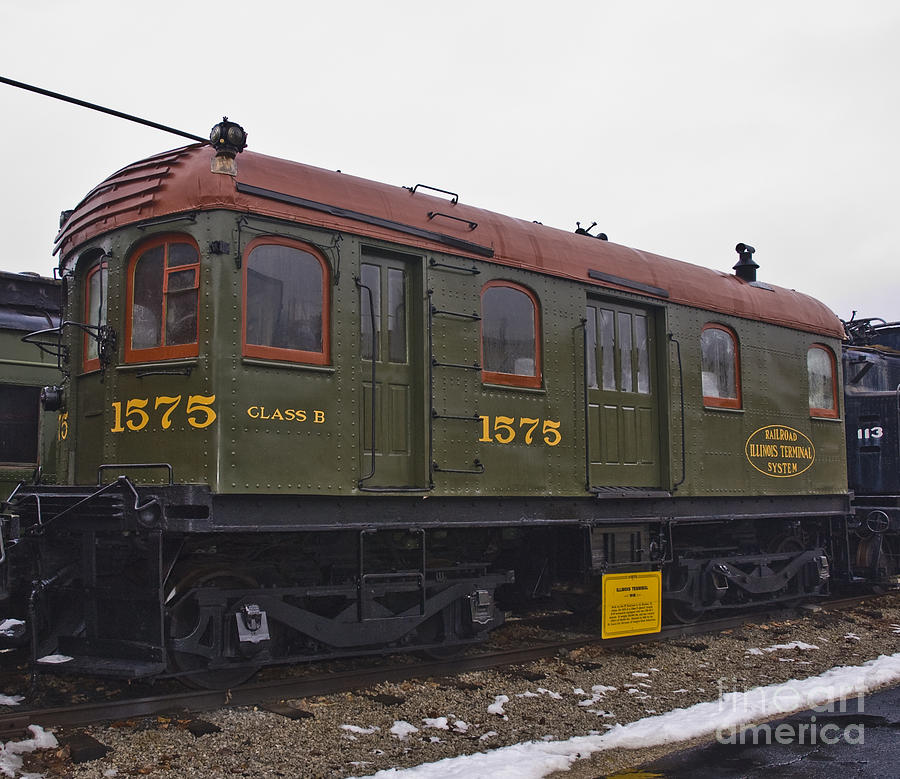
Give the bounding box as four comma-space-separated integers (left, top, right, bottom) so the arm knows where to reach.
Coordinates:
0, 592, 889, 741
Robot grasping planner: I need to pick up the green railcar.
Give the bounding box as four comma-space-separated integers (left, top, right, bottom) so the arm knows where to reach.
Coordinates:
1, 126, 850, 684
0, 271, 60, 499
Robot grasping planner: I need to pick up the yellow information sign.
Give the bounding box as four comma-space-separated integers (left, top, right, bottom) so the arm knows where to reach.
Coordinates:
601, 571, 662, 639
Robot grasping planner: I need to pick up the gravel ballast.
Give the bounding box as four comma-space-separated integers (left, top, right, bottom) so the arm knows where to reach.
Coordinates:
13, 593, 900, 778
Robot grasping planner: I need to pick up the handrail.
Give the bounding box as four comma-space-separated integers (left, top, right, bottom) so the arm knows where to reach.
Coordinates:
403, 184, 459, 204
355, 276, 379, 489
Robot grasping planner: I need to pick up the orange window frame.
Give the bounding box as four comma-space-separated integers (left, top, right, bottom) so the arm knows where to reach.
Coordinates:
125, 234, 200, 363
480, 280, 542, 389
808, 344, 839, 419
241, 237, 331, 366
82, 260, 107, 372
701, 323, 742, 409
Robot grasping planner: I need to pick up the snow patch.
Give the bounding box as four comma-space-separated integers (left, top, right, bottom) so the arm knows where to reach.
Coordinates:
517, 688, 563, 700
35, 654, 72, 664
0, 725, 58, 778
578, 685, 616, 708
390, 721, 419, 740
0, 620, 24, 638
746, 641, 819, 656
487, 695, 509, 716
349, 652, 900, 779
342, 724, 380, 735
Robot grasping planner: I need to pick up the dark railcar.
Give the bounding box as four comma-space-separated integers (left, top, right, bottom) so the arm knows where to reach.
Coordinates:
842, 318, 900, 587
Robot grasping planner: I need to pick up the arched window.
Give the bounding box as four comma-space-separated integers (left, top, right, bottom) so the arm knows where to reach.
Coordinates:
242, 238, 330, 365
126, 235, 199, 362
701, 324, 741, 409
808, 345, 838, 418
83, 258, 107, 372
481, 281, 541, 388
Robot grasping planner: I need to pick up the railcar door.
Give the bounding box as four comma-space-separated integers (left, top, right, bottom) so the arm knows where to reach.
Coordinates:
358, 250, 427, 489
586, 301, 661, 488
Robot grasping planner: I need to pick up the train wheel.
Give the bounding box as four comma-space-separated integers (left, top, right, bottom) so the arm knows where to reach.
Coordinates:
663, 566, 704, 624
769, 535, 810, 605
416, 606, 466, 660
166, 569, 260, 689
874, 537, 900, 593
665, 599, 704, 624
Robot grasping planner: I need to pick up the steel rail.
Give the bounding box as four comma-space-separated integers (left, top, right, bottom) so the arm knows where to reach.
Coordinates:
0, 593, 890, 740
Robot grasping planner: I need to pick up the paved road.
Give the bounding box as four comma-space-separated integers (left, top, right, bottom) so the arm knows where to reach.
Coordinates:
609, 682, 900, 778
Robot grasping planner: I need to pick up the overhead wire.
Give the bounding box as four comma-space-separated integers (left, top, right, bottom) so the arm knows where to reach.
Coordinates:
0, 75, 208, 144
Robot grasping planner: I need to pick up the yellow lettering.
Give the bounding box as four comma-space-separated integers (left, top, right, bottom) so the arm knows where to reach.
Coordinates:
111, 401, 125, 432
764, 427, 798, 442
245, 406, 319, 423
110, 394, 216, 432
766, 461, 800, 475
125, 398, 150, 431
519, 417, 540, 444
778, 444, 812, 459
477, 415, 563, 446
185, 394, 217, 429
155, 395, 182, 430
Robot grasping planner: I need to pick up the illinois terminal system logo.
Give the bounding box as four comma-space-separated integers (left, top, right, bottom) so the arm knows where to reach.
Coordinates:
745, 424, 816, 478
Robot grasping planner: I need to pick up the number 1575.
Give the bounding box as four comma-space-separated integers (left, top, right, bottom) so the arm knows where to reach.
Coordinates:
110, 394, 217, 432
478, 415, 561, 446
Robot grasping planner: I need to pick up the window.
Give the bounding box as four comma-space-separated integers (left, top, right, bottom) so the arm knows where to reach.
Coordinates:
243, 238, 330, 365
586, 304, 651, 394
701, 324, 741, 409
481, 281, 541, 388
808, 345, 838, 418
359, 262, 407, 364
83, 260, 107, 371
0, 385, 40, 465
126, 235, 199, 361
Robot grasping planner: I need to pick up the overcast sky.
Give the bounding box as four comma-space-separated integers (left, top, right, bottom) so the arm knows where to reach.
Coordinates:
2, 1, 898, 323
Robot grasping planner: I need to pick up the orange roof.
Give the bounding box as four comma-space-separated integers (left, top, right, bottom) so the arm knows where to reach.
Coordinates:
56, 144, 844, 338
